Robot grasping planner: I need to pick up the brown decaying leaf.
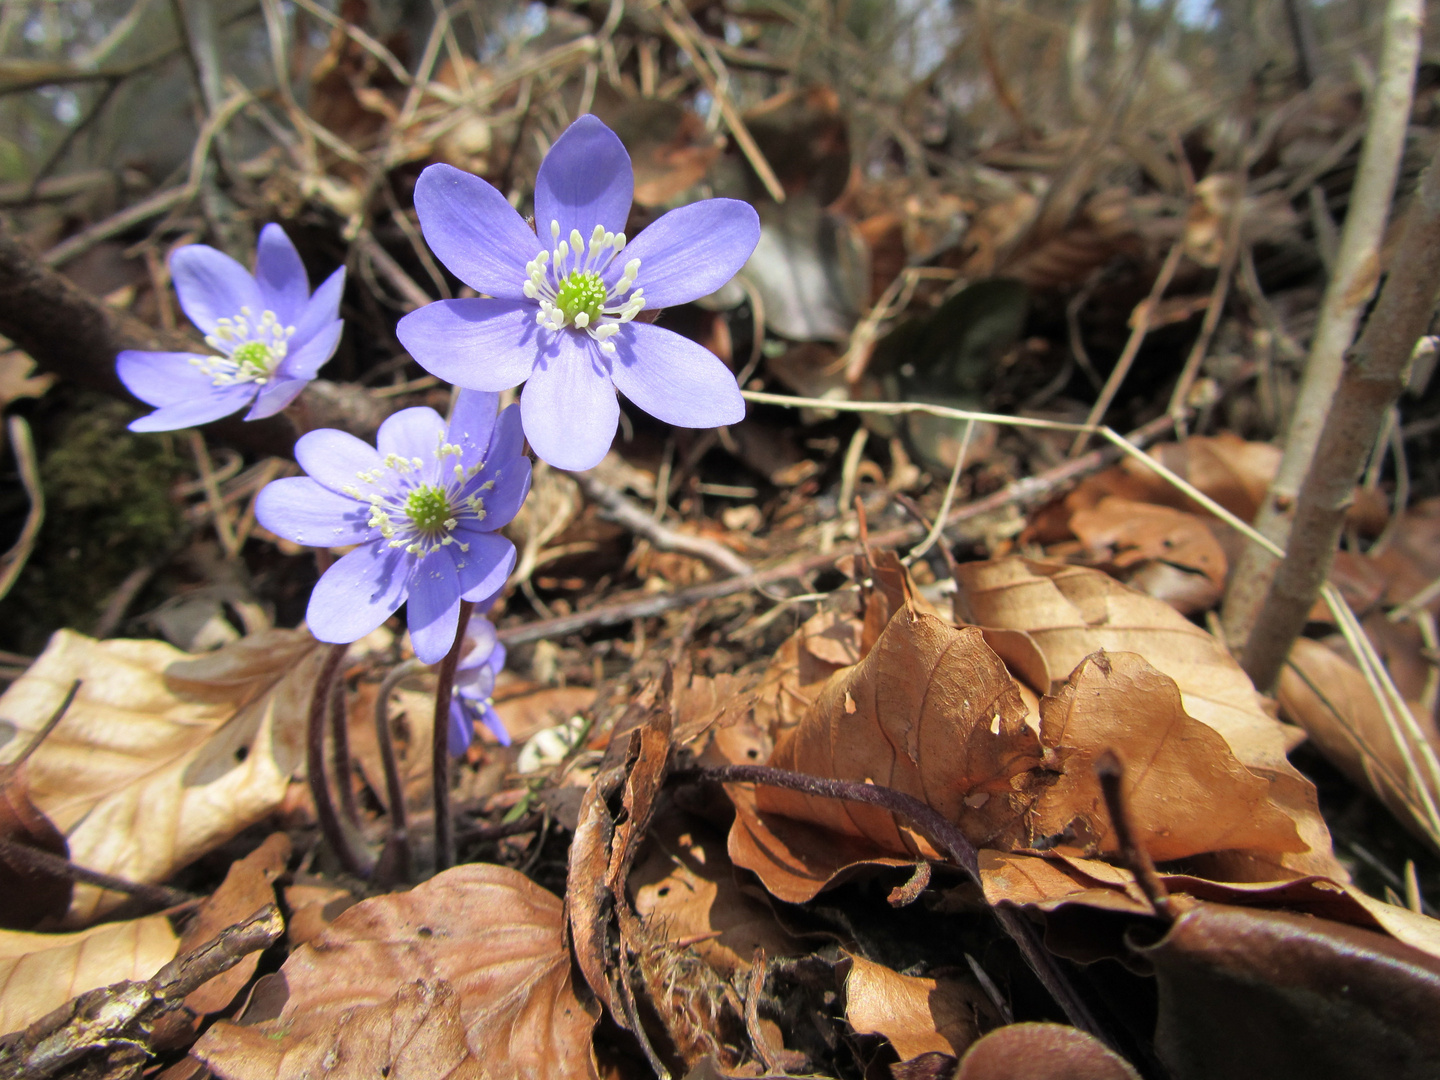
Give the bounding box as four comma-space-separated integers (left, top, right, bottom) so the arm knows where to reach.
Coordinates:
195, 864, 598, 1080
953, 559, 1343, 882
1142, 902, 1440, 1080
730, 609, 1045, 903
0, 629, 324, 924
0, 912, 178, 1033
1032, 652, 1301, 861
842, 953, 993, 1060
630, 814, 798, 978
0, 764, 72, 929
1278, 637, 1440, 846
1068, 497, 1226, 612
193, 979, 484, 1080
177, 833, 290, 1016
951, 1022, 1141, 1080
283, 882, 357, 948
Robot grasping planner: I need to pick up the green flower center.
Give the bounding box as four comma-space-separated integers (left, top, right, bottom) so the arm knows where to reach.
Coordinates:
231, 340, 276, 377
404, 484, 451, 533
555, 271, 607, 325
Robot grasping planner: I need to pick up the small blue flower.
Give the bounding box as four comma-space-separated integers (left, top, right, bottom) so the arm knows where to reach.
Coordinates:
396, 114, 760, 472
449, 616, 509, 754
253, 390, 530, 663
118, 224, 345, 431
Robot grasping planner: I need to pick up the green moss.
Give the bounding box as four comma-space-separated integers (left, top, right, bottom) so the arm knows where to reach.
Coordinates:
3, 399, 184, 652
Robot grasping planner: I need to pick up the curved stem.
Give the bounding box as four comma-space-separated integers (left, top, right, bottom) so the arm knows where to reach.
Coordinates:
329, 669, 360, 832
307, 643, 371, 877
373, 658, 423, 884
432, 601, 475, 872
671, 764, 1110, 1046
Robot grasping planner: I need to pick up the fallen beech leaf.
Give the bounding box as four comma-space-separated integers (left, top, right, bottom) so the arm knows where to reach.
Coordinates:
0, 912, 178, 1033
1070, 497, 1227, 591
1032, 652, 1301, 861
730, 610, 1045, 902
178, 833, 290, 1016
283, 882, 357, 948
195, 864, 598, 1080
1141, 902, 1440, 1080
749, 608, 865, 739
631, 815, 798, 978
953, 1022, 1140, 1080
1278, 637, 1440, 846
953, 559, 1342, 881
0, 629, 323, 923
494, 685, 598, 746
194, 979, 484, 1080
843, 953, 991, 1059
0, 765, 71, 929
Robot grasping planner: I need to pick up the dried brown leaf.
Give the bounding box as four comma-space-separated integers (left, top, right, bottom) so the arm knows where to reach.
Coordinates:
0, 765, 71, 929
196, 864, 598, 1080
0, 629, 323, 923
0, 913, 178, 1033
843, 953, 992, 1059
953, 559, 1342, 881
1068, 497, 1226, 612
953, 1023, 1140, 1080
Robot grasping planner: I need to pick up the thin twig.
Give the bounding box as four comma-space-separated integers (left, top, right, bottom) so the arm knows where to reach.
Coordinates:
0, 836, 195, 909
1, 679, 79, 775
1095, 751, 1174, 920
432, 601, 475, 873
0, 416, 43, 601
670, 764, 1109, 1044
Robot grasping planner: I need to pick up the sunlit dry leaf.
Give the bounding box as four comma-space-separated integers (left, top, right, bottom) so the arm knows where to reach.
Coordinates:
1278, 638, 1440, 847
952, 1022, 1141, 1080
1068, 497, 1226, 609
0, 913, 178, 1033
194, 979, 484, 1080
0, 630, 322, 924
196, 864, 597, 1080
1033, 652, 1301, 861
631, 815, 797, 978
1141, 902, 1440, 1080
953, 559, 1343, 881
730, 610, 1045, 902
843, 953, 992, 1059
178, 833, 290, 1016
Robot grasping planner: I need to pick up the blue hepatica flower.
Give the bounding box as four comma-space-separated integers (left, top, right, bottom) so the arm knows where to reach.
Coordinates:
118, 224, 345, 432
448, 615, 509, 754
254, 390, 530, 663
396, 114, 760, 472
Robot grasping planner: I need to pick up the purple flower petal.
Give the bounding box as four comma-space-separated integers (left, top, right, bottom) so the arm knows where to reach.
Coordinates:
307, 543, 410, 645
454, 531, 515, 604
414, 163, 542, 300
407, 550, 462, 664
461, 618, 499, 667
295, 428, 386, 496
117, 350, 218, 407
448, 699, 474, 756
245, 376, 309, 420
128, 384, 258, 432
609, 322, 745, 429
254, 477, 372, 546
534, 115, 634, 244
445, 388, 500, 459
486, 402, 525, 462
397, 299, 539, 391
376, 406, 446, 463
293, 266, 346, 344
519, 335, 619, 471
171, 244, 263, 335
620, 199, 760, 309
253, 224, 309, 325
481, 703, 510, 746
276, 319, 343, 381
489, 641, 506, 676
464, 456, 531, 529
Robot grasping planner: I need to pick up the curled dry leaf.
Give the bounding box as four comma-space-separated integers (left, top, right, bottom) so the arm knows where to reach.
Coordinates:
1032, 652, 1301, 861
0, 629, 323, 923
1067, 497, 1226, 613
177, 833, 290, 1016
193, 979, 485, 1080
951, 1022, 1141, 1080
1141, 902, 1440, 1080
730, 609, 1045, 903
953, 559, 1342, 881
1277, 637, 1440, 847
842, 953, 993, 1060
195, 864, 598, 1080
0, 912, 178, 1033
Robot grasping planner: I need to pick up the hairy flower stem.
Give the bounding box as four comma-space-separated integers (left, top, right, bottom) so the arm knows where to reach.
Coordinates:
670, 764, 1110, 1047
373, 659, 423, 885
306, 643, 372, 877
432, 600, 475, 872
329, 673, 361, 832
